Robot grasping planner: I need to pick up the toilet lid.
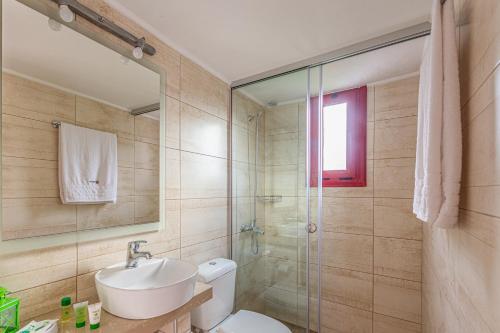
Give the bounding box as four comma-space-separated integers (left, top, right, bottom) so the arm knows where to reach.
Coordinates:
216, 310, 291, 333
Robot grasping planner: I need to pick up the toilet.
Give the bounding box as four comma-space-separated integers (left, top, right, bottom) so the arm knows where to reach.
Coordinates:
191, 258, 291, 333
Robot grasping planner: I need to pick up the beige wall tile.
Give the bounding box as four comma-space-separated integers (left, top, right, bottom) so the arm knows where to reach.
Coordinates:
374, 76, 419, 115
118, 167, 134, 196
134, 115, 160, 145
321, 300, 373, 333
165, 148, 181, 199
180, 57, 229, 120
134, 141, 159, 170
373, 313, 421, 333
265, 132, 298, 166
459, 209, 500, 250
75, 96, 134, 139
2, 198, 76, 239
76, 271, 99, 303
135, 195, 159, 223
462, 99, 500, 187
180, 102, 227, 158
0, 245, 76, 292
134, 168, 159, 196
265, 164, 298, 196
2, 114, 58, 161
2, 72, 75, 123
322, 197, 373, 235
265, 257, 298, 293
165, 96, 180, 149
12, 278, 76, 321
323, 232, 373, 273
374, 275, 421, 323
180, 236, 229, 265
232, 124, 249, 163
374, 198, 422, 240
460, 185, 500, 217
374, 237, 422, 281
374, 158, 415, 198
264, 286, 298, 325
265, 104, 298, 135
2, 157, 58, 198
117, 137, 134, 168
180, 152, 227, 199
374, 116, 417, 159
180, 198, 228, 247
232, 161, 250, 197
322, 266, 373, 311
165, 199, 181, 242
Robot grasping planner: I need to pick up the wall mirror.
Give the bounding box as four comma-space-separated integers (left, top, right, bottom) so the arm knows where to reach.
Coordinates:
1, 0, 164, 245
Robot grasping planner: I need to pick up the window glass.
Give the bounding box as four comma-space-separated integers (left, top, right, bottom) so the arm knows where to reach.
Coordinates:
323, 103, 347, 171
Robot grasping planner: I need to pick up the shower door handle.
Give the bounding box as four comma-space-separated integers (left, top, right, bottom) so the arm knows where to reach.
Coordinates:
306, 223, 317, 233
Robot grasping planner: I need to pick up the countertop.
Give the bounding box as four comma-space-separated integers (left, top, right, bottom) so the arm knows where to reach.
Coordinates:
29, 282, 212, 333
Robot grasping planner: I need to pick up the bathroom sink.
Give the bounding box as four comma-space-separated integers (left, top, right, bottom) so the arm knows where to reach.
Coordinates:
95, 258, 198, 319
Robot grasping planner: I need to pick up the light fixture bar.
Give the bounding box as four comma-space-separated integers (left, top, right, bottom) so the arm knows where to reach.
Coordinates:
52, 0, 156, 56
130, 103, 160, 116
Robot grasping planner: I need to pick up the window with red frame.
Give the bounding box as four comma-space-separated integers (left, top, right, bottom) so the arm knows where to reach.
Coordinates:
310, 86, 367, 187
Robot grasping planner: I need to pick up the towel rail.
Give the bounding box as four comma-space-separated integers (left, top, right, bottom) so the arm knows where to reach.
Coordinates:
52, 120, 61, 128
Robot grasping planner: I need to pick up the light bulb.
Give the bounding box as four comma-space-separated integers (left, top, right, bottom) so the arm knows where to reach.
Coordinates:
132, 46, 143, 59
59, 4, 75, 23
48, 18, 62, 31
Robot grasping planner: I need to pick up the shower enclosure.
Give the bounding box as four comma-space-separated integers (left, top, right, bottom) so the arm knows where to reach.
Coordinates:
230, 24, 428, 333
231, 67, 323, 332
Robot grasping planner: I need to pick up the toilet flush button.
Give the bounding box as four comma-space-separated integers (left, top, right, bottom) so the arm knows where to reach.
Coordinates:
209, 261, 217, 265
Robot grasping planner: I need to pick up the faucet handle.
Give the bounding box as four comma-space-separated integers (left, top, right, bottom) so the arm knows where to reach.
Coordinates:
128, 240, 147, 252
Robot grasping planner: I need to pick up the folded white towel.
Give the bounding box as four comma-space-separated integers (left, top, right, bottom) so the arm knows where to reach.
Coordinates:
413, 0, 461, 228
59, 122, 118, 204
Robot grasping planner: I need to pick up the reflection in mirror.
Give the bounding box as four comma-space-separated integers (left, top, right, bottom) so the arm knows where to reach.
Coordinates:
1, 0, 161, 240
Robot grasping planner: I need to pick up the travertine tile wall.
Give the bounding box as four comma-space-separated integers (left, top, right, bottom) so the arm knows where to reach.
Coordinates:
422, 0, 500, 332
257, 76, 422, 332
319, 76, 422, 333
231, 91, 267, 313
1, 72, 160, 239
0, 0, 229, 323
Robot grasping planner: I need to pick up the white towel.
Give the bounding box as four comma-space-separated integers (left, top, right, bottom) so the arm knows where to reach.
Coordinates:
59, 122, 118, 204
413, 0, 462, 228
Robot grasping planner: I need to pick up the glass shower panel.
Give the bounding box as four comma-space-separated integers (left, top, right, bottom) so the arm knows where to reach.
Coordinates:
231, 67, 319, 332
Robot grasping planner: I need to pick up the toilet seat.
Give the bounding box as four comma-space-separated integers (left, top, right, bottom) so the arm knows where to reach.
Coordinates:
210, 310, 291, 333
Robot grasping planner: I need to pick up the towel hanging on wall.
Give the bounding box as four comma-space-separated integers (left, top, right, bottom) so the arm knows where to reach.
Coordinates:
58, 122, 118, 204
413, 0, 462, 228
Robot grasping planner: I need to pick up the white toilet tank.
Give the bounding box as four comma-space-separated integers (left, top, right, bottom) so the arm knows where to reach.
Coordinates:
191, 258, 237, 331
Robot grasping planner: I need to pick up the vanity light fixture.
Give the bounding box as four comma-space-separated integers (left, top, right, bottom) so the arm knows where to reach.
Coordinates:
58, 4, 75, 22
50, 0, 156, 56
132, 37, 145, 59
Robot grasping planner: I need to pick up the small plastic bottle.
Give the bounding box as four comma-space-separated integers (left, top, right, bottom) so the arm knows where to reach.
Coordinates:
60, 296, 72, 324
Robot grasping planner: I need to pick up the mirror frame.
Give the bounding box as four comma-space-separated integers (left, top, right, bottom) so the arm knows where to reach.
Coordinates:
0, 0, 166, 254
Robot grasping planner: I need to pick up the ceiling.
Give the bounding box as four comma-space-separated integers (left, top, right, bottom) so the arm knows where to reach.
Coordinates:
238, 36, 425, 106
106, 0, 432, 82
2, 0, 160, 112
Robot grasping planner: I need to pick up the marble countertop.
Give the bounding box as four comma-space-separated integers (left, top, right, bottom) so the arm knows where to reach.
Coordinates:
31, 282, 212, 333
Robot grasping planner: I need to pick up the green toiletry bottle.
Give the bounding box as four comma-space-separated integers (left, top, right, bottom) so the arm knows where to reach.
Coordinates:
60, 296, 72, 324
0, 287, 20, 333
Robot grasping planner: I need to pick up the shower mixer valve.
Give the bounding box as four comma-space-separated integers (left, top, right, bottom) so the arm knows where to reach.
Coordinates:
240, 223, 264, 235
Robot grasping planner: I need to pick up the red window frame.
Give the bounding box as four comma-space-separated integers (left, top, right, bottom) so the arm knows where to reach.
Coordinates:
310, 86, 367, 187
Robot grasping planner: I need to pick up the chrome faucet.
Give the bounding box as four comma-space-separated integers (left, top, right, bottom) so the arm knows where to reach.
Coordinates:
126, 240, 152, 268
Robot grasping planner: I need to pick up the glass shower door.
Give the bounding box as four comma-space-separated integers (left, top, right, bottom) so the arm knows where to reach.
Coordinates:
231, 67, 322, 332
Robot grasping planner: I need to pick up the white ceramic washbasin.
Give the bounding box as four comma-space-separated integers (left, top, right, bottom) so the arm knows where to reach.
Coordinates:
95, 258, 198, 319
